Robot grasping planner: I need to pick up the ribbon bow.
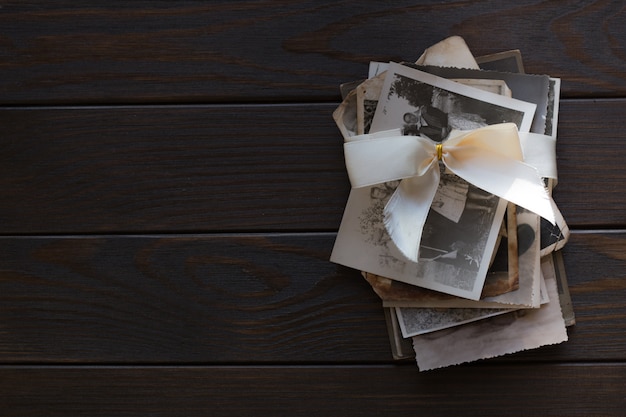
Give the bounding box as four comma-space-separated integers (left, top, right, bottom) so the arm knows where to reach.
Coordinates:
343, 123, 555, 262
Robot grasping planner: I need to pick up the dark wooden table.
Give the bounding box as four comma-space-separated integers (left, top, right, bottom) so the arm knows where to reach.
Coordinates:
1, 2, 625, 416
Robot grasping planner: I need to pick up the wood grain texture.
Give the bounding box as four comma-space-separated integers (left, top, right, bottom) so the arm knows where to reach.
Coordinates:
1, 99, 624, 234
1, 1, 625, 104
1, 1, 625, 414
1, 365, 624, 417
0, 233, 387, 363
1, 232, 624, 363
0, 104, 349, 233
552, 99, 626, 228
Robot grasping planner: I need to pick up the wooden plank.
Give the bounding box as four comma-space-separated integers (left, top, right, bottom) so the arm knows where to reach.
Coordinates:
0, 233, 387, 363
1, 232, 624, 363
1, 364, 624, 416
1, 99, 625, 234
552, 99, 626, 228
1, 1, 625, 104
0, 104, 349, 233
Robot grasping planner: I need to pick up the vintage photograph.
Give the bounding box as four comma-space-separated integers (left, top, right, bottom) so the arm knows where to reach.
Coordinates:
356, 73, 385, 134
383, 307, 415, 360
396, 305, 514, 337
545, 77, 561, 137
475, 49, 525, 74
332, 87, 358, 140
331, 63, 537, 300
365, 205, 544, 309
402, 63, 548, 134
481, 207, 543, 308
411, 170, 506, 296
545, 251, 575, 326
370, 63, 536, 136
411, 270, 567, 371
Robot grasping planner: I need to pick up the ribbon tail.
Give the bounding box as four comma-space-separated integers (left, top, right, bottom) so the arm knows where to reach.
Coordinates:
383, 163, 440, 262
518, 132, 557, 180
444, 150, 555, 224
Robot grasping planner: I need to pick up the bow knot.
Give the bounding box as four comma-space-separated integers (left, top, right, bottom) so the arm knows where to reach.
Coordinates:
436, 143, 443, 160
343, 123, 555, 262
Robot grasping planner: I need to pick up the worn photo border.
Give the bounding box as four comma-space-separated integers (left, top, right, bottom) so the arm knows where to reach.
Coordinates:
370, 62, 536, 134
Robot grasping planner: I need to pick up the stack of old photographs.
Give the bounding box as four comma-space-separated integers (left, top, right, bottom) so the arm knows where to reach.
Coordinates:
331, 37, 574, 370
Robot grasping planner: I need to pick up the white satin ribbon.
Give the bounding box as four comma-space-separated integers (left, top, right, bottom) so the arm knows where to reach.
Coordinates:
519, 132, 557, 181
343, 123, 555, 262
